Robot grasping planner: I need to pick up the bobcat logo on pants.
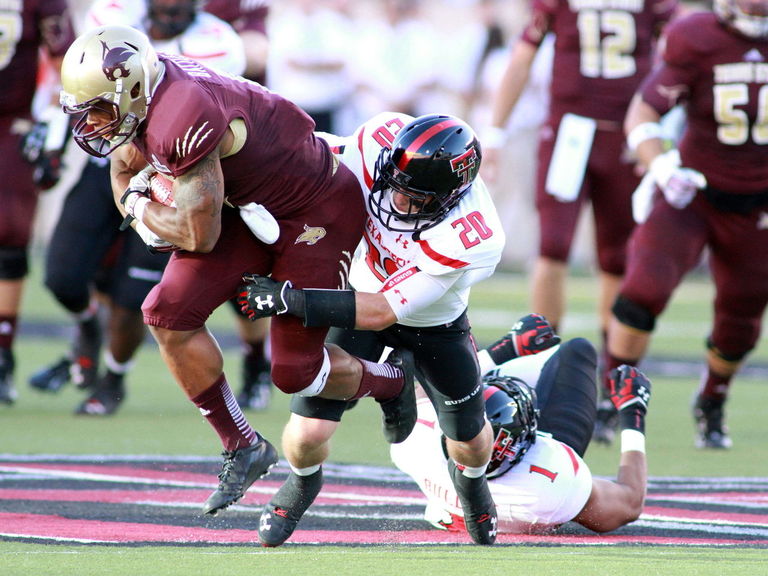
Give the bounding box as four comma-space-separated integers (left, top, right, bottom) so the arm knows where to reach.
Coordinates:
295, 225, 326, 245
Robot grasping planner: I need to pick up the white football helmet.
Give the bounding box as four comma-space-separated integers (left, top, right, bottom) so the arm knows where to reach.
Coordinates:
60, 25, 164, 157
715, 0, 768, 39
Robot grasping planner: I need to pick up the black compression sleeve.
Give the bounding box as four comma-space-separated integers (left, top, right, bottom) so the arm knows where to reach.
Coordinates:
301, 289, 356, 329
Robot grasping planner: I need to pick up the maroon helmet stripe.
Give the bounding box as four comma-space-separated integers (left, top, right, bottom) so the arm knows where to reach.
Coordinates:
396, 119, 461, 171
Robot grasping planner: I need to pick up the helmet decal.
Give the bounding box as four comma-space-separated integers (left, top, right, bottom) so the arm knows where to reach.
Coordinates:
450, 146, 479, 187
101, 41, 137, 82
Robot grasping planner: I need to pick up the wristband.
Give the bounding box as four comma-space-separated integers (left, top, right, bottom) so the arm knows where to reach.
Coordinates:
620, 429, 646, 454
627, 122, 663, 153
481, 125, 507, 149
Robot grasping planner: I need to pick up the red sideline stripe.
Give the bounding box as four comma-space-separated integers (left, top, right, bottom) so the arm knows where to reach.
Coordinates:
642, 506, 768, 525
2, 514, 767, 546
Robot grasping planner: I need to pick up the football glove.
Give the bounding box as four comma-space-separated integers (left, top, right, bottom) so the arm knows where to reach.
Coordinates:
238, 274, 293, 320
20, 121, 64, 191
649, 149, 707, 210
119, 168, 154, 230
607, 364, 651, 413
486, 313, 561, 366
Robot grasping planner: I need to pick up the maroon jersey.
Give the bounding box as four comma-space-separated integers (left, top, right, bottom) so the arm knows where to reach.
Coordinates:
0, 0, 73, 117
135, 54, 333, 218
640, 12, 768, 194
522, 0, 677, 123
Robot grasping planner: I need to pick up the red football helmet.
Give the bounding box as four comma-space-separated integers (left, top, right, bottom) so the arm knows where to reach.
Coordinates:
715, 0, 768, 38
369, 114, 481, 232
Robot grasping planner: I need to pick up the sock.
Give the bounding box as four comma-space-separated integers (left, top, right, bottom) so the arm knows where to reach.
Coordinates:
103, 350, 135, 375
349, 357, 402, 401
0, 315, 17, 349
698, 369, 731, 403
191, 374, 257, 451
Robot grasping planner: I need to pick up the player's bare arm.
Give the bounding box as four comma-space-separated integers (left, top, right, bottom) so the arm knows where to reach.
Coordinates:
573, 452, 647, 533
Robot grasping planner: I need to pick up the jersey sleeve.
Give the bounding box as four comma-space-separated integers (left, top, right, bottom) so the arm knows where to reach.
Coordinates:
638, 15, 701, 114
414, 179, 505, 277
144, 79, 229, 176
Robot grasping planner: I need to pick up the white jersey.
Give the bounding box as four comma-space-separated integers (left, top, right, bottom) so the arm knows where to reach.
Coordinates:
86, 0, 246, 76
391, 397, 593, 534
320, 112, 505, 327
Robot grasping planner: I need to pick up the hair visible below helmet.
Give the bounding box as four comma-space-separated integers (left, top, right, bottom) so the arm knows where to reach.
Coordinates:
59, 25, 163, 157
715, 0, 768, 39
483, 375, 538, 480
370, 114, 481, 232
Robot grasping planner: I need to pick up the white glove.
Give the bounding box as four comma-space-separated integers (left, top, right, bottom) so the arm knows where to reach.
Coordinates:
239, 202, 280, 244
134, 221, 177, 253
648, 150, 707, 210
121, 167, 155, 222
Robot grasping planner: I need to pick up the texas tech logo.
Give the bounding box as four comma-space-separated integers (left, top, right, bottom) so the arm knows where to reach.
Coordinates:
450, 146, 479, 186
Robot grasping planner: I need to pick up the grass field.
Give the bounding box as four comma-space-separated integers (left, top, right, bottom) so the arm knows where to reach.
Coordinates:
2, 255, 767, 573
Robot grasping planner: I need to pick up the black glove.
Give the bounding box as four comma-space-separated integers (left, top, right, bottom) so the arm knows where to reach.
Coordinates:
607, 365, 651, 414
238, 274, 294, 321
486, 313, 561, 365
20, 121, 64, 191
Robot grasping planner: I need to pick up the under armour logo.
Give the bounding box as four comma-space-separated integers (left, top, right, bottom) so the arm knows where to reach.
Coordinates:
259, 512, 272, 532
253, 295, 276, 311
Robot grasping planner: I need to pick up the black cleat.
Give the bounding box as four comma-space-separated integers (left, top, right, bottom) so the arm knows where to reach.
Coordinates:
378, 349, 417, 444
236, 356, 272, 411
0, 348, 16, 405
258, 469, 323, 547
693, 394, 732, 449
74, 373, 125, 416
29, 357, 72, 393
592, 399, 619, 445
448, 461, 497, 545
202, 437, 278, 516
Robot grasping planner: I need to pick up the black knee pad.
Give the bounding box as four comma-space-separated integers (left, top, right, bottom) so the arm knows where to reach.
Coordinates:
0, 247, 28, 279
537, 338, 598, 457
612, 295, 656, 332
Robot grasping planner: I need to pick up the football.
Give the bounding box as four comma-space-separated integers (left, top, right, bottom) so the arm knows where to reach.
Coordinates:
149, 172, 176, 207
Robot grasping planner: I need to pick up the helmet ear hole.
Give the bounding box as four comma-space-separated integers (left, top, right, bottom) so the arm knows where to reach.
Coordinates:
130, 82, 141, 99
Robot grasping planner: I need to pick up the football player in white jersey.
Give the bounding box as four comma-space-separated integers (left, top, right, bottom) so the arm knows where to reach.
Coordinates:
391, 327, 651, 535
238, 112, 505, 546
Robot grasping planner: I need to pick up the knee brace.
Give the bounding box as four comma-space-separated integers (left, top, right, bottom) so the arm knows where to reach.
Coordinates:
0, 247, 28, 280
612, 295, 656, 332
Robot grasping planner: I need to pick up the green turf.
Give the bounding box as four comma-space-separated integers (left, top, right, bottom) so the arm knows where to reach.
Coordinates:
3, 255, 767, 572
2, 544, 766, 576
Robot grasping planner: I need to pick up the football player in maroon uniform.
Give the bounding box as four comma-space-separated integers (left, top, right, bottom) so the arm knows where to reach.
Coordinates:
483, 0, 678, 417
0, 0, 74, 405
58, 25, 414, 516
602, 0, 768, 449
